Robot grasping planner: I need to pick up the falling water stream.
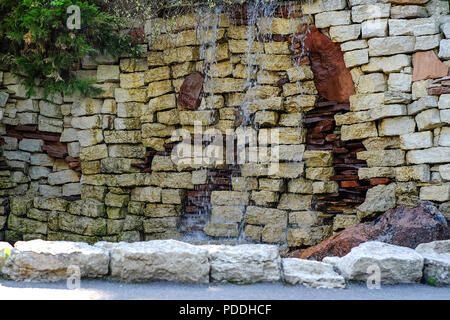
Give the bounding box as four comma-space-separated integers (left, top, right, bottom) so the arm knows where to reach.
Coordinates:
179, 1, 311, 244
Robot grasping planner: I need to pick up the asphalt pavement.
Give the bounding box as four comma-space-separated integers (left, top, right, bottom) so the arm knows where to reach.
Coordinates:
0, 280, 448, 300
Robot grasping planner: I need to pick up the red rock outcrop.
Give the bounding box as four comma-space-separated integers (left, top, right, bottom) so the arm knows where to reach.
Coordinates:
289, 202, 450, 261
302, 26, 355, 103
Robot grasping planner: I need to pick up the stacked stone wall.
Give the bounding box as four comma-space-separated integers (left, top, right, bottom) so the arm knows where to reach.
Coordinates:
0, 0, 449, 250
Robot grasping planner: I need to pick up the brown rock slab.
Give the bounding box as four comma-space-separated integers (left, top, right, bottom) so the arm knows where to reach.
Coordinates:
177, 72, 204, 110
303, 26, 355, 103
289, 201, 450, 261
412, 51, 449, 82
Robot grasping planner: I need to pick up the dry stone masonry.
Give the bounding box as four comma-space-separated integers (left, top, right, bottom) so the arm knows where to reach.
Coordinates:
0, 0, 449, 252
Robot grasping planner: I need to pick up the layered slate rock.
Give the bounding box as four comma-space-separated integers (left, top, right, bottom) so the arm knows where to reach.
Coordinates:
97, 240, 210, 283
329, 241, 424, 284
205, 244, 281, 284
416, 240, 450, 286
2, 240, 109, 281
290, 202, 450, 261
303, 26, 355, 103
281, 258, 346, 288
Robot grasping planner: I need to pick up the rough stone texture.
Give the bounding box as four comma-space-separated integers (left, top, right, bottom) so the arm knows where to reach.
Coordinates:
332, 241, 424, 284
0, 242, 12, 272
2, 240, 109, 281
205, 244, 281, 284
304, 26, 355, 103
415, 240, 450, 286
281, 258, 346, 288
290, 202, 450, 261
99, 240, 210, 283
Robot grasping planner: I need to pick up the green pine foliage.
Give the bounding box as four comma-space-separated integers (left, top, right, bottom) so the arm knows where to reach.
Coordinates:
0, 0, 140, 98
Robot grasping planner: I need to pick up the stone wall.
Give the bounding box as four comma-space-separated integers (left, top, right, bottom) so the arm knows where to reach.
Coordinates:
0, 0, 449, 250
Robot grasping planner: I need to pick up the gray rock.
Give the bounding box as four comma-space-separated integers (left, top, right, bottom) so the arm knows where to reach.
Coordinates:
2, 240, 109, 281
416, 240, 450, 286
204, 244, 281, 284
282, 258, 346, 288
332, 241, 424, 284
97, 240, 210, 283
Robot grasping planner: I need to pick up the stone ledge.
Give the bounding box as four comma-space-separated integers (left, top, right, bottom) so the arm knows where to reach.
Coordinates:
2, 239, 448, 287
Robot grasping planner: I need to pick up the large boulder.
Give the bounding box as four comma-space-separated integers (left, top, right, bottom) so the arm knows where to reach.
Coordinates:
2, 240, 109, 282
416, 240, 450, 286
281, 258, 346, 288
204, 244, 281, 284
290, 202, 450, 261
329, 241, 424, 284
97, 240, 210, 283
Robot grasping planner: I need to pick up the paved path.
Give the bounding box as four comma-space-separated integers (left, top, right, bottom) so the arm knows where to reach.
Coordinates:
0, 280, 449, 300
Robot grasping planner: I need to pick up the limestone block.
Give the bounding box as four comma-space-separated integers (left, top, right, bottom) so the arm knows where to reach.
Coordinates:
408, 96, 438, 115
278, 194, 312, 211
415, 34, 441, 51
388, 73, 412, 92
357, 73, 387, 93
341, 121, 378, 140
420, 184, 450, 202
407, 147, 450, 164
361, 54, 411, 73
439, 94, 450, 109
315, 11, 351, 28
351, 4, 391, 23
350, 93, 384, 111
415, 108, 441, 131
282, 258, 346, 288
287, 226, 332, 247
97, 65, 119, 82
330, 24, 361, 42
332, 241, 424, 284
245, 206, 287, 227
2, 240, 109, 281
400, 131, 433, 150
357, 149, 405, 167
100, 240, 209, 283
204, 222, 239, 238
438, 39, 450, 59
210, 206, 244, 223
395, 165, 430, 182
211, 191, 249, 206
344, 49, 369, 68
302, 0, 347, 14
205, 244, 280, 283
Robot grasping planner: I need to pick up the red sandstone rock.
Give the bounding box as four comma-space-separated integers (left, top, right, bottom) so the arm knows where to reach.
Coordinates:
370, 177, 391, 186
178, 72, 204, 110
389, 0, 430, 4
289, 202, 450, 261
303, 26, 355, 103
412, 51, 449, 82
